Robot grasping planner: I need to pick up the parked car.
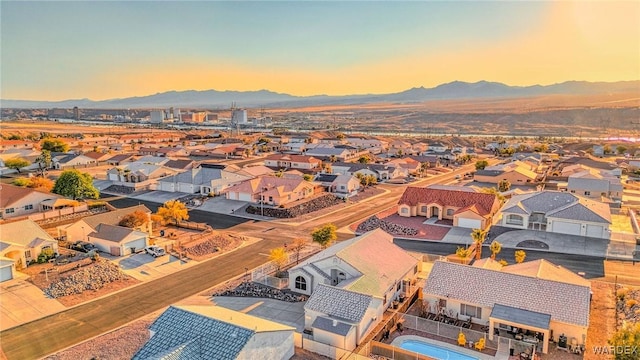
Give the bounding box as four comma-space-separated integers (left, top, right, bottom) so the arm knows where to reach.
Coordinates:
70, 241, 97, 253
145, 245, 166, 257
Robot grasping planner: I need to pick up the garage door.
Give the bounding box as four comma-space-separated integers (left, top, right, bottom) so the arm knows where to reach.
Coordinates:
552, 221, 581, 236
457, 218, 482, 229
0, 266, 13, 282
238, 193, 252, 202
586, 224, 604, 238
124, 238, 147, 255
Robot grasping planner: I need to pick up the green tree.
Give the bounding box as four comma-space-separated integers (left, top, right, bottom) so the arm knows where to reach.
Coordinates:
269, 247, 289, 276
35, 150, 52, 176
455, 246, 471, 259
5, 158, 30, 173
420, 162, 430, 177
475, 160, 489, 170
480, 187, 505, 203
514, 250, 527, 263
41, 138, 69, 152
617, 145, 628, 155
608, 322, 640, 360
12, 177, 31, 187
119, 210, 149, 228
157, 200, 189, 226
498, 179, 511, 192
490, 240, 502, 260
358, 155, 370, 164
603, 144, 612, 155
52, 169, 99, 199
471, 228, 487, 260
311, 223, 337, 248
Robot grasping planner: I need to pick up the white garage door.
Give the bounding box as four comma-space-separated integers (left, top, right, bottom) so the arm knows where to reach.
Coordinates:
552, 221, 581, 236
457, 218, 482, 229
238, 193, 252, 202
124, 238, 147, 254
586, 224, 604, 238
159, 182, 175, 192
0, 266, 13, 282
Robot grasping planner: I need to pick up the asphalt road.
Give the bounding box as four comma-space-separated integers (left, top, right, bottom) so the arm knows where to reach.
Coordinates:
394, 239, 606, 279
0, 238, 283, 360
109, 197, 250, 230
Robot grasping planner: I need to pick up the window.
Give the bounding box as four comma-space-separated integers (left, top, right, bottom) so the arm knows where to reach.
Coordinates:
401, 207, 409, 214
584, 191, 591, 196
294, 276, 307, 291
24, 204, 33, 211
446, 209, 454, 216
25, 250, 31, 258
460, 303, 482, 318
5, 208, 14, 214
570, 190, 576, 193
421, 206, 428, 213
506, 214, 524, 226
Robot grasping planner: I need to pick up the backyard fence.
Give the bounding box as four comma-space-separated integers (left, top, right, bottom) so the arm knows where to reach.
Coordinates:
293, 333, 370, 360
28, 204, 89, 222
399, 314, 537, 356
370, 341, 434, 360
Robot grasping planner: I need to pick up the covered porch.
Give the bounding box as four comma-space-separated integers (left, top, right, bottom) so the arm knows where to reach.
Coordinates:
489, 304, 551, 355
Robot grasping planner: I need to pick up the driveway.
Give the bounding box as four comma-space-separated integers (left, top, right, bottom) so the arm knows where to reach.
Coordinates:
492, 229, 611, 258
0, 276, 66, 331
130, 190, 185, 203
212, 296, 306, 332
111, 252, 199, 282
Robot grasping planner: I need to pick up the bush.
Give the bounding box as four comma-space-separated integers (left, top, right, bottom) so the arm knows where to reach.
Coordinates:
627, 299, 637, 308
37, 248, 56, 263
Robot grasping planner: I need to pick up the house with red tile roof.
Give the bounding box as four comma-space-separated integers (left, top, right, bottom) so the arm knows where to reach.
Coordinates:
397, 186, 500, 229
223, 176, 316, 206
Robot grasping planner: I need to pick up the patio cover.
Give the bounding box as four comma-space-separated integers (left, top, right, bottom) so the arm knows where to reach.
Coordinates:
490, 304, 551, 330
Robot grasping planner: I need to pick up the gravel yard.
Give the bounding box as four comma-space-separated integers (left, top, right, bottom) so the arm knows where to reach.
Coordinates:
25, 259, 139, 307
44, 318, 152, 360
181, 232, 244, 261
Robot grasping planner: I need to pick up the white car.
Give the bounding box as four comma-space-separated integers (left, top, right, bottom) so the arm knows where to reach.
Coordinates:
145, 245, 166, 257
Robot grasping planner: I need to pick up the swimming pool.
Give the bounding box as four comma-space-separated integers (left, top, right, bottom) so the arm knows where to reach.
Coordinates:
400, 339, 479, 360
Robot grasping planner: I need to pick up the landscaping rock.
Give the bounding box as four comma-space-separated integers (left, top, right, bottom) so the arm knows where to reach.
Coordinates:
356, 215, 418, 236
214, 282, 307, 302
44, 261, 126, 298
246, 194, 342, 218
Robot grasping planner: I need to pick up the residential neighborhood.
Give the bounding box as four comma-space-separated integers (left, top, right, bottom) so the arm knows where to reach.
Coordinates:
0, 127, 639, 360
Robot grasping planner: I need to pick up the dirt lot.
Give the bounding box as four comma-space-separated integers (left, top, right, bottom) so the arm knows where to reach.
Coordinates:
584, 281, 617, 360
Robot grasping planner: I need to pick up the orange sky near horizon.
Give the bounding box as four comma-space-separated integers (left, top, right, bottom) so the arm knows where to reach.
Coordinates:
2, 1, 639, 100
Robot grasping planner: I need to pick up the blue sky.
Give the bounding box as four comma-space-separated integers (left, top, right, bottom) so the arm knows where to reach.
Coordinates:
1, 1, 638, 100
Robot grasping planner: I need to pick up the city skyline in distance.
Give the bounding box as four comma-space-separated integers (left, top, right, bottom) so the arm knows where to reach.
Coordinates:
1, 1, 639, 101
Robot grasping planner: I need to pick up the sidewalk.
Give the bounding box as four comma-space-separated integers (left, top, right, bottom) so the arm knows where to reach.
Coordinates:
0, 274, 66, 331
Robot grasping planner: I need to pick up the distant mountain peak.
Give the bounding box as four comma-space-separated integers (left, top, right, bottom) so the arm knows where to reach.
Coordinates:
2, 80, 637, 109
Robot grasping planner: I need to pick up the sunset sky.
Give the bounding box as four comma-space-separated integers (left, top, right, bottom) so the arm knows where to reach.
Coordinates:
1, 1, 639, 101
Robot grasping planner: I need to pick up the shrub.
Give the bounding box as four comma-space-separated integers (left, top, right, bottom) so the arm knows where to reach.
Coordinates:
617, 287, 629, 301
626, 299, 637, 308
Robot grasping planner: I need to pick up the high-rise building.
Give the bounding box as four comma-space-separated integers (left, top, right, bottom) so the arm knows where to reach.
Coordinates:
150, 110, 165, 124
231, 109, 247, 125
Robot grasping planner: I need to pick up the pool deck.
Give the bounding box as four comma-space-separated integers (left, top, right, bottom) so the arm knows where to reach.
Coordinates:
392, 335, 498, 360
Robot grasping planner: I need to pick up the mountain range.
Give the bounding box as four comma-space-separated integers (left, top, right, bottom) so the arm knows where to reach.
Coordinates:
2, 80, 638, 109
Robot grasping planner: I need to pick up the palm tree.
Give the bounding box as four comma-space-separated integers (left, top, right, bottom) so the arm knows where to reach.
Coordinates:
490, 240, 502, 260
470, 228, 487, 260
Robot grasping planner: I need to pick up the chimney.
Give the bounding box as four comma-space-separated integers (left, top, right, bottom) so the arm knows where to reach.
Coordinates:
332, 319, 338, 327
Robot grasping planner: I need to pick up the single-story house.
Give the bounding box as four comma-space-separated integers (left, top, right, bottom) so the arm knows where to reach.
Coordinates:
473, 161, 538, 185
87, 224, 149, 256
498, 191, 611, 238
566, 169, 623, 203
52, 153, 96, 169
158, 166, 251, 195
289, 229, 418, 350
0, 219, 58, 278
397, 186, 501, 229
423, 260, 591, 354
132, 305, 295, 360
224, 176, 316, 206
57, 205, 151, 243
0, 184, 65, 220
264, 154, 322, 171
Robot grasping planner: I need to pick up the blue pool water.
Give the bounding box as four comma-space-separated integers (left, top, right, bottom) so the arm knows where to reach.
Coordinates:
400, 340, 479, 360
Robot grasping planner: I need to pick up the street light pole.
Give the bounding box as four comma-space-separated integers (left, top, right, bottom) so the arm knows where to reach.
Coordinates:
260, 187, 264, 217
